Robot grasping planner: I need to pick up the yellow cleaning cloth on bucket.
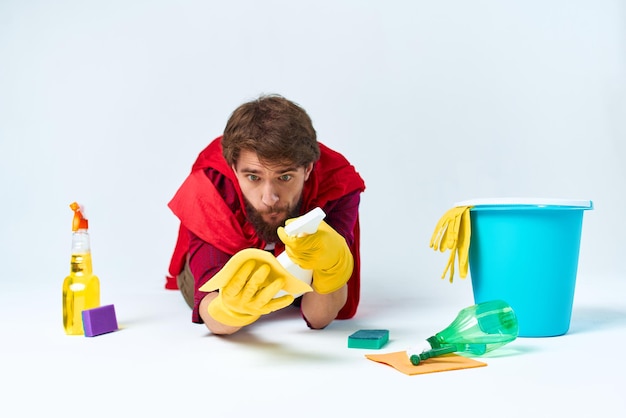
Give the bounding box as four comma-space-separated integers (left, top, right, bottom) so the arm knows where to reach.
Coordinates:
430, 206, 472, 283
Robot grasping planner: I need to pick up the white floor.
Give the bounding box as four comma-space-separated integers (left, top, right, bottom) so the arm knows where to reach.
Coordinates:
3, 269, 625, 417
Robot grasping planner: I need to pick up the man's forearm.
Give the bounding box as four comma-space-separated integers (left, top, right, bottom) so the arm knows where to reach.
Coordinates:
300, 285, 348, 329
199, 292, 244, 335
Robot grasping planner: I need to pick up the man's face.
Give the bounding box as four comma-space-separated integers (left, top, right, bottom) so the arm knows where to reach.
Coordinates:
233, 149, 313, 243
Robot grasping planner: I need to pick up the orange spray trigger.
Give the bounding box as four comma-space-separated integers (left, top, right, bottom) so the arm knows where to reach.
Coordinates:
70, 202, 89, 231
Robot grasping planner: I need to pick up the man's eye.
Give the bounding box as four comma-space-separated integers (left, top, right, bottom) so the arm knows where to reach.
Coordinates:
279, 175, 292, 181
247, 175, 260, 181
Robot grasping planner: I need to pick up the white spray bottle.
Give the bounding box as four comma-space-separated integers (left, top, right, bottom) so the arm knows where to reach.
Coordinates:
275, 207, 326, 296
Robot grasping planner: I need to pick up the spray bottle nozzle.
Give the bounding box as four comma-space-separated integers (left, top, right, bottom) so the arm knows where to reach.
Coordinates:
69, 202, 89, 231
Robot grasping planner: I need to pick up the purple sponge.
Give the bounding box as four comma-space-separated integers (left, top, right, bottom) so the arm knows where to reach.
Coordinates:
82, 304, 118, 337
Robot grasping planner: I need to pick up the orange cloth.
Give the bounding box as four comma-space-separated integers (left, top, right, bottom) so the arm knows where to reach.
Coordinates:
365, 351, 487, 376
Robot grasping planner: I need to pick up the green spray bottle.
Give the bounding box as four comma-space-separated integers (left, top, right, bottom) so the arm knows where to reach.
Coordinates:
410, 300, 518, 365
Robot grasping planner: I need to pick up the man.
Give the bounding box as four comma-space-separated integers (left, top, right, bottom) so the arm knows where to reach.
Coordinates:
166, 94, 366, 335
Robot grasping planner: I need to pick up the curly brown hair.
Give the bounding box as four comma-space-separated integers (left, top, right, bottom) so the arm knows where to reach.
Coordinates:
221, 94, 321, 167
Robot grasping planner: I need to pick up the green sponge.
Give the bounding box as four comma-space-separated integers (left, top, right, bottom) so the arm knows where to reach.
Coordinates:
348, 329, 390, 349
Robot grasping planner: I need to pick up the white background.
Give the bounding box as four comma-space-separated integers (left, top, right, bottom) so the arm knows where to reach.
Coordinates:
1, 1, 625, 416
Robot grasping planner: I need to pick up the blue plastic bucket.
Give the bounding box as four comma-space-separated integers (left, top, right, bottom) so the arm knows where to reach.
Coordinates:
457, 198, 593, 337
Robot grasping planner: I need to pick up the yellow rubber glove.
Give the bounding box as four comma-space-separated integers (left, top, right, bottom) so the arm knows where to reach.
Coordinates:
430, 206, 472, 283
199, 248, 310, 327
277, 220, 353, 294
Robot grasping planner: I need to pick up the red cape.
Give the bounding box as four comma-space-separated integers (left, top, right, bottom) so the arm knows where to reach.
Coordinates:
166, 137, 365, 318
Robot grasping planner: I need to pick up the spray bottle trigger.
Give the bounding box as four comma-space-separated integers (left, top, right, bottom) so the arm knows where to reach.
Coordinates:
69, 202, 89, 231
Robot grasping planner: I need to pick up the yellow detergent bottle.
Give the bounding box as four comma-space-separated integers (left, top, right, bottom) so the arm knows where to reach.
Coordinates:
63, 202, 101, 335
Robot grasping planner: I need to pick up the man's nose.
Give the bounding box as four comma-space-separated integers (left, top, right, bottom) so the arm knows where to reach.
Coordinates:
261, 182, 279, 206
